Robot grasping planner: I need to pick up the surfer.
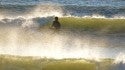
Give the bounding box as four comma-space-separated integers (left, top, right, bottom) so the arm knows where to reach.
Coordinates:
51, 17, 61, 29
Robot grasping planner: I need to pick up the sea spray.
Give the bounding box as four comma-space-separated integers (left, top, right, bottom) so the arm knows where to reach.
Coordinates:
112, 53, 125, 70
114, 53, 125, 64
0, 26, 118, 59
0, 26, 103, 59
0, 1, 125, 70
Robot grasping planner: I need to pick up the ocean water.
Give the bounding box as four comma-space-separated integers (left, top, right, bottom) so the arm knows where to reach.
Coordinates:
0, 0, 125, 17
0, 0, 125, 63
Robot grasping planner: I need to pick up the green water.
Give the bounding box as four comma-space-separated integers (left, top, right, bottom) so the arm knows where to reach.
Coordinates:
0, 55, 113, 70
45, 17, 125, 34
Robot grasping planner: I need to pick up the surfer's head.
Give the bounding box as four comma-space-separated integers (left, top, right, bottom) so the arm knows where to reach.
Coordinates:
55, 17, 58, 21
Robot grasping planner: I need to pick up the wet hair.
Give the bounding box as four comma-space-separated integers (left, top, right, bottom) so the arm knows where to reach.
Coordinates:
55, 17, 58, 20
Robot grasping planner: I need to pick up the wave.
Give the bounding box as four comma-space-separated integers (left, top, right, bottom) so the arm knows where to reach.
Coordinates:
0, 4, 64, 28
0, 17, 53, 28
0, 4, 64, 17
0, 5, 125, 60
0, 19, 125, 59
1, 4, 125, 18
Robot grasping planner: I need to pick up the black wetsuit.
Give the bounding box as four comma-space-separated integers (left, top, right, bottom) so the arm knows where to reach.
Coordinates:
52, 21, 61, 29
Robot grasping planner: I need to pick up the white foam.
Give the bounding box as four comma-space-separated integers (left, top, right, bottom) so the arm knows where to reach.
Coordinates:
0, 28, 109, 60
114, 52, 125, 64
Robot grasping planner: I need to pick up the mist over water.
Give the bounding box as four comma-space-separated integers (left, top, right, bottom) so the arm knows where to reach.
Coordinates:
0, 23, 125, 60
1, 25, 125, 70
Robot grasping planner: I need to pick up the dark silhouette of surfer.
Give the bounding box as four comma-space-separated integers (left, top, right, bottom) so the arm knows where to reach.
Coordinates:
51, 17, 61, 29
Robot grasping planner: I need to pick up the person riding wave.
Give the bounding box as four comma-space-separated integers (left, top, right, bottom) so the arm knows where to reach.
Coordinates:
51, 17, 61, 29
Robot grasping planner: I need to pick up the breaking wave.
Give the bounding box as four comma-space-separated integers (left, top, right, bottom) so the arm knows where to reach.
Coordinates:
0, 2, 125, 61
